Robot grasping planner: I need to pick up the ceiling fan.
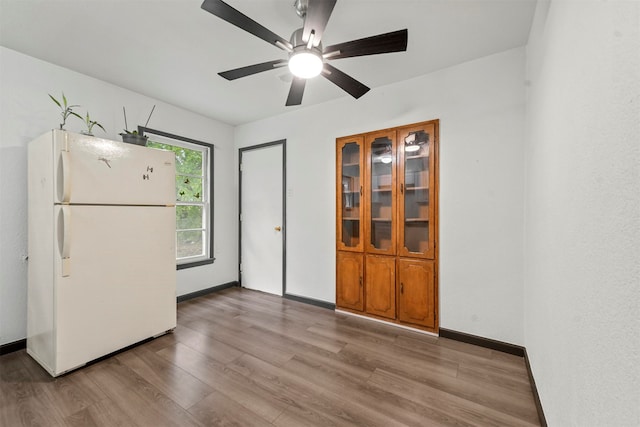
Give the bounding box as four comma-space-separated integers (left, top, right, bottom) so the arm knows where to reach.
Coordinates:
201, 0, 408, 106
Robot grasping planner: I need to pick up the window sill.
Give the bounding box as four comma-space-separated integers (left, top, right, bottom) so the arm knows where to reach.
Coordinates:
177, 258, 215, 270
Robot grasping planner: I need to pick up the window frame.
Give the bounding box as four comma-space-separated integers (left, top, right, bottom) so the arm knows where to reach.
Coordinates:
139, 126, 215, 270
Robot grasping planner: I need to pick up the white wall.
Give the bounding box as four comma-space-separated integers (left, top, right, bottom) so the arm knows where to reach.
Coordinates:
0, 47, 238, 346
524, 1, 640, 425
235, 48, 526, 345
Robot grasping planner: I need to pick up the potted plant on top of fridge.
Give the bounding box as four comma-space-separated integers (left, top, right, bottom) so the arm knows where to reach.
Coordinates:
80, 111, 106, 137
119, 105, 155, 146
49, 92, 82, 130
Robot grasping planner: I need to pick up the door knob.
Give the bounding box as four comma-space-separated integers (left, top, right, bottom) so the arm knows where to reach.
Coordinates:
275, 226, 282, 231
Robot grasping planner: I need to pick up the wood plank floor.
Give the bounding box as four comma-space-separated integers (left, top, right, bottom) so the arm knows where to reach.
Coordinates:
0, 288, 540, 426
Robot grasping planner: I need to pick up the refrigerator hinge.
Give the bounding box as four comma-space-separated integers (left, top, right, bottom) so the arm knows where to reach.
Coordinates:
239, 213, 243, 221
239, 263, 242, 272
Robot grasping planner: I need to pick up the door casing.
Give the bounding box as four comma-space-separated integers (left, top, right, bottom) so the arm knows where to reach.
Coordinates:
238, 140, 286, 295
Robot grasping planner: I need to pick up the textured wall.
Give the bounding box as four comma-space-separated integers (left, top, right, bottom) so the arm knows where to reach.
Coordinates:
0, 47, 238, 346
235, 48, 527, 345
524, 1, 640, 425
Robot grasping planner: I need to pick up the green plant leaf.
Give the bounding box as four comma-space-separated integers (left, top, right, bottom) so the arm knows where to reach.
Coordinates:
49, 94, 61, 108
69, 111, 82, 120
95, 123, 106, 132
62, 92, 68, 108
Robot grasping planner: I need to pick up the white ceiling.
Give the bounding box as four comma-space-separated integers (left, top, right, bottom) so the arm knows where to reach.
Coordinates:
0, 0, 536, 125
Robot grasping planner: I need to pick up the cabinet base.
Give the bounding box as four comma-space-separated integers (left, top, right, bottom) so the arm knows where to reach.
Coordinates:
335, 309, 438, 336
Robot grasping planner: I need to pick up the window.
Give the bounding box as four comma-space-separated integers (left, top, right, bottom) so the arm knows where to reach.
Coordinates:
140, 127, 214, 269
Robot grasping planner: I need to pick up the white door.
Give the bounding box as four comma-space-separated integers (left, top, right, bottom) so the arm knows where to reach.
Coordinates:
240, 143, 284, 296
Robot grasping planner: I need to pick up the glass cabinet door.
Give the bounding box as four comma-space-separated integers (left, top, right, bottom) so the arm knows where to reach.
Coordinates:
336, 136, 364, 252
365, 131, 396, 255
397, 123, 436, 259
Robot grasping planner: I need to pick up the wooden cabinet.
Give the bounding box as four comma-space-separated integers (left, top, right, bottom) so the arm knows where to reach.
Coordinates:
336, 251, 364, 311
365, 255, 396, 319
336, 120, 439, 333
397, 258, 436, 328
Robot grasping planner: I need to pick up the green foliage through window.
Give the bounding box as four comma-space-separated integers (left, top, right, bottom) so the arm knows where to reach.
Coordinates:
147, 138, 211, 262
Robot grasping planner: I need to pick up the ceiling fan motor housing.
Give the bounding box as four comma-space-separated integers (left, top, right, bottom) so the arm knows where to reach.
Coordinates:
290, 27, 323, 54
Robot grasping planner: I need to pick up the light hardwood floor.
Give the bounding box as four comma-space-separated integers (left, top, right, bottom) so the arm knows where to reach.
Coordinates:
0, 287, 540, 426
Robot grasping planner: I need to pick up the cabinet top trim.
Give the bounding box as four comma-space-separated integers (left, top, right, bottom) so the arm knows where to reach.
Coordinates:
336, 119, 439, 142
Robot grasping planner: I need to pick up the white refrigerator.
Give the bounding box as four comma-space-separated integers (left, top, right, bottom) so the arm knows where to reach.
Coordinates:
27, 129, 177, 376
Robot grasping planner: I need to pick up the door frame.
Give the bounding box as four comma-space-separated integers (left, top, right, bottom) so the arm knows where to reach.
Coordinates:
238, 140, 287, 295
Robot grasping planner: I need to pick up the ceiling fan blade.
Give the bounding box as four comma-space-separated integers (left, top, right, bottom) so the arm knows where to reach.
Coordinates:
219, 60, 288, 80
302, 0, 337, 46
286, 77, 306, 106
201, 0, 291, 50
322, 64, 370, 99
323, 29, 408, 60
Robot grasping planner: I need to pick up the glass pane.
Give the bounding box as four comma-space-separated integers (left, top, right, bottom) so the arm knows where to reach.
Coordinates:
176, 176, 203, 202
177, 230, 204, 259
403, 131, 430, 253
341, 142, 360, 247
146, 140, 169, 150
341, 220, 360, 247
370, 137, 393, 250
147, 135, 211, 263
176, 205, 203, 230
174, 147, 203, 176
147, 141, 203, 176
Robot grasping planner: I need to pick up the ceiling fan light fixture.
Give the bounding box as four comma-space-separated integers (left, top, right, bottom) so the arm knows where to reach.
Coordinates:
288, 50, 323, 79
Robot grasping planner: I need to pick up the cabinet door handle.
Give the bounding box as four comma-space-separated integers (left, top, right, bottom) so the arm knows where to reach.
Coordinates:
400, 282, 404, 294
360, 186, 362, 196
359, 276, 363, 287
400, 183, 404, 194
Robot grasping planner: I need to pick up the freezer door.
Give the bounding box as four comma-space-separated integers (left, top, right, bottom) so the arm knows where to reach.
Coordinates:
53, 130, 175, 205
53, 204, 176, 375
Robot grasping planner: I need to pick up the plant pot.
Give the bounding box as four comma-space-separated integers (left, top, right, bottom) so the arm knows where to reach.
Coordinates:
120, 133, 148, 146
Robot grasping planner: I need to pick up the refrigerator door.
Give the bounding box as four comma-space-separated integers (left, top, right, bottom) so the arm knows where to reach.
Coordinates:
53, 204, 176, 375
53, 130, 175, 206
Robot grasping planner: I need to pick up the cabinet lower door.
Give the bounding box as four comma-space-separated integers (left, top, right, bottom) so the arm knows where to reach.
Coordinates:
397, 258, 435, 328
365, 255, 396, 319
336, 251, 364, 311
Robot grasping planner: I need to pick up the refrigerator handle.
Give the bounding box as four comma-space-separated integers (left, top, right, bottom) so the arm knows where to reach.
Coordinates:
59, 206, 71, 277
57, 151, 71, 203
